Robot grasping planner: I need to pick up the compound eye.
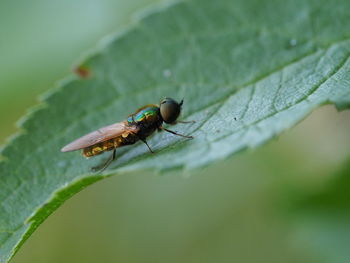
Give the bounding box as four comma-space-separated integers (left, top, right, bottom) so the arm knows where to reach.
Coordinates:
160, 98, 182, 124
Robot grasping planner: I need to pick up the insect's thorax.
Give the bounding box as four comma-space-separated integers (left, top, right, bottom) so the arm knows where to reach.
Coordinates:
127, 105, 163, 135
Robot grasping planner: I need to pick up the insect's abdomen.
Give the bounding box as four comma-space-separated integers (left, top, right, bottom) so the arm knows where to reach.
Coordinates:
83, 133, 138, 157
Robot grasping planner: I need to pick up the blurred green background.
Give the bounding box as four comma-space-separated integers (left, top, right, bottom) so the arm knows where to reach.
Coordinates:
1, 0, 350, 262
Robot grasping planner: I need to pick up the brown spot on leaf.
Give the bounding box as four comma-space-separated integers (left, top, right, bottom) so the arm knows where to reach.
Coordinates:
74, 65, 91, 78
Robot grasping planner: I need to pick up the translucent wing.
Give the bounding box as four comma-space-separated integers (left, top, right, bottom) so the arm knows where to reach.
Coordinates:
61, 121, 139, 152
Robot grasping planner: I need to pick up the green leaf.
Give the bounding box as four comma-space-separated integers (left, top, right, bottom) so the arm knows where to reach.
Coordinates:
1, 0, 350, 261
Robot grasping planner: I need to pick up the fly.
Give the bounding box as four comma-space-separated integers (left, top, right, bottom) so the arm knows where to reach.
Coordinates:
61, 97, 194, 171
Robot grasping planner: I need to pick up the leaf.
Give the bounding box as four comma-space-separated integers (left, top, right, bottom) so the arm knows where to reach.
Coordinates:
1, 0, 350, 261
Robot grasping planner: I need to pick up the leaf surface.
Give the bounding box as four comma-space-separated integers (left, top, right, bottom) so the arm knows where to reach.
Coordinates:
1, 0, 350, 261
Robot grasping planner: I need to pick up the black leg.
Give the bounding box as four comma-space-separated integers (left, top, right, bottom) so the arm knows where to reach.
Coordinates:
140, 138, 154, 153
91, 148, 116, 172
160, 126, 193, 139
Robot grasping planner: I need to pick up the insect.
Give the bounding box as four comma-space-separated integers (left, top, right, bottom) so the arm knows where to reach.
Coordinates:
61, 97, 194, 171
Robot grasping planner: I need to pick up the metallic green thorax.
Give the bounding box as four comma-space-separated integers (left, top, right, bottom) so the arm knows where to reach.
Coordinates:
127, 105, 162, 126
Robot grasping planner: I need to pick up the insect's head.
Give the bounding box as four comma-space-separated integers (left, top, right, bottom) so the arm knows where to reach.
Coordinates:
159, 97, 183, 124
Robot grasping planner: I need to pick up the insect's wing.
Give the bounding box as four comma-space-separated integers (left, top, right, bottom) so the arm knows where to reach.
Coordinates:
61, 122, 139, 152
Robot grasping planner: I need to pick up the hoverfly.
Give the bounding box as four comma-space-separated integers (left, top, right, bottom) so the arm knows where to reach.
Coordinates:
61, 97, 194, 171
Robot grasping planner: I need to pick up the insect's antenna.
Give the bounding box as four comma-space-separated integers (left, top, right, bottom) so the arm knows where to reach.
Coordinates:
179, 98, 184, 106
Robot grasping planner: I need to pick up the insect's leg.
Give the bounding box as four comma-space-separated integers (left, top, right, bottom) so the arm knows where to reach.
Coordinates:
160, 126, 193, 139
91, 148, 116, 172
175, 120, 196, 124
140, 138, 154, 153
